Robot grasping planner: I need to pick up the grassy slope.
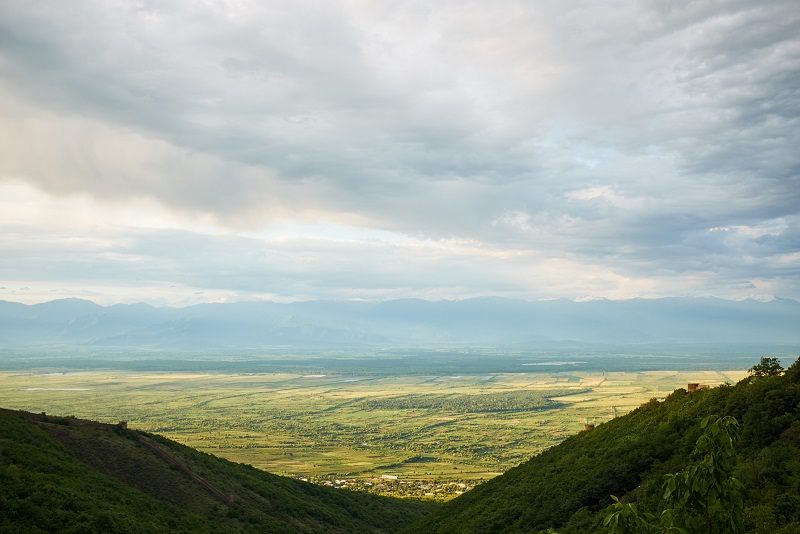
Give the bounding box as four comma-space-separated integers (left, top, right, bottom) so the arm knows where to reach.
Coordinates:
0, 409, 435, 533
411, 359, 800, 533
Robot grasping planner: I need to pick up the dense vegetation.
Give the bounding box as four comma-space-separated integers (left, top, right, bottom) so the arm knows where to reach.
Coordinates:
359, 389, 581, 413
604, 415, 746, 533
0, 409, 434, 533
411, 357, 800, 533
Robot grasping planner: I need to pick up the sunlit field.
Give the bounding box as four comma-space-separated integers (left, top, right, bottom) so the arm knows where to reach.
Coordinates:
0, 367, 746, 499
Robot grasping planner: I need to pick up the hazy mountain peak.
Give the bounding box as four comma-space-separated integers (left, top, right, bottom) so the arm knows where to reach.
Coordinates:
0, 296, 797, 349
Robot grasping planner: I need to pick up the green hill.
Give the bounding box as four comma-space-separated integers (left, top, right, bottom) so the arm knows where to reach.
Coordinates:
0, 408, 435, 533
410, 357, 800, 533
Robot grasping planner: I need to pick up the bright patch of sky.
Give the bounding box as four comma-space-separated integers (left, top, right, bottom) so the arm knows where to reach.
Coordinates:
0, 0, 798, 305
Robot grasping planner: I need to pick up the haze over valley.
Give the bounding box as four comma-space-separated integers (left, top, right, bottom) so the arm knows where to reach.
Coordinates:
2, 296, 798, 350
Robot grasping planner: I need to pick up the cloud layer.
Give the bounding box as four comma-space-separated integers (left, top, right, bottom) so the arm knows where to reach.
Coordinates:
0, 0, 798, 304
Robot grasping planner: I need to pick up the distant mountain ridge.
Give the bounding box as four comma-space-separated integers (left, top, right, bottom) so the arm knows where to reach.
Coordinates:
0, 296, 798, 348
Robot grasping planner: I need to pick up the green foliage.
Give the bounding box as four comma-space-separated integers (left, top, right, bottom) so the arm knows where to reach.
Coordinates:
360, 389, 579, 413
749, 357, 784, 378
413, 357, 800, 533
0, 409, 434, 533
604, 415, 744, 534
661, 416, 744, 533
0, 411, 208, 533
603, 496, 663, 534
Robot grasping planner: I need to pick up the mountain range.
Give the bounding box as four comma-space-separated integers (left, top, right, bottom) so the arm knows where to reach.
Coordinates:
1, 297, 799, 349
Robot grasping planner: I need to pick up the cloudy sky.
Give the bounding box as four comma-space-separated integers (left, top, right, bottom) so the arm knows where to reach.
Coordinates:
1, 0, 798, 305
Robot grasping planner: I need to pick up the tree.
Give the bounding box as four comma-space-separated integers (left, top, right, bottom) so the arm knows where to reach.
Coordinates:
604, 416, 744, 534
749, 357, 783, 378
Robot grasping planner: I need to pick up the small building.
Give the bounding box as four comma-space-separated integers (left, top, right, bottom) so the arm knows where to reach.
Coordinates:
583, 422, 596, 431
687, 383, 710, 394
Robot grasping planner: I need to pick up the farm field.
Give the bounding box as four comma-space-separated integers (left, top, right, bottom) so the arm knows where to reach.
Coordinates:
0, 367, 747, 499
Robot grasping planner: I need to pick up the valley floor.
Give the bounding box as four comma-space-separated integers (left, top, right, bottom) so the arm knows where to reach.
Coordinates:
0, 367, 746, 500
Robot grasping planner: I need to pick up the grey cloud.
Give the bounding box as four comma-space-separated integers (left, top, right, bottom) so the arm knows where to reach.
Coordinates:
2, 219, 798, 301
0, 0, 798, 299
0, 224, 529, 298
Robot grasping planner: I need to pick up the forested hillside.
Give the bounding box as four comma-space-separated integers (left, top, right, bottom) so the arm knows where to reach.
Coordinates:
411, 357, 800, 533
0, 409, 434, 533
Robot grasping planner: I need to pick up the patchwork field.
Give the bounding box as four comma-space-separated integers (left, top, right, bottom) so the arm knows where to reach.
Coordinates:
0, 367, 747, 499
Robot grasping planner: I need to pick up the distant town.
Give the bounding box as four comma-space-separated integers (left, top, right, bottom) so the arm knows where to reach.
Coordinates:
299, 474, 477, 500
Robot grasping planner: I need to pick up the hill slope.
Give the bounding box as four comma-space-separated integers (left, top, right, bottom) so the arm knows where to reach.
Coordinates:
0, 409, 434, 533
411, 358, 800, 533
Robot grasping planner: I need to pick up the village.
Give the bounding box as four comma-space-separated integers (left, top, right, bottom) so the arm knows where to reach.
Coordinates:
298, 474, 478, 500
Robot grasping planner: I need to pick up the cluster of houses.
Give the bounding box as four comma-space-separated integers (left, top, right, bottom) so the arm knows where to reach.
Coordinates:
300, 474, 475, 498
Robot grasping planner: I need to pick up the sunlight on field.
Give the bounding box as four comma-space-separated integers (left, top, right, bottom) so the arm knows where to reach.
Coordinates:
0, 368, 748, 499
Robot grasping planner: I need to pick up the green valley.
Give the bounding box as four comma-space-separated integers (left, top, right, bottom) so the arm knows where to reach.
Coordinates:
2, 357, 799, 533
0, 367, 745, 500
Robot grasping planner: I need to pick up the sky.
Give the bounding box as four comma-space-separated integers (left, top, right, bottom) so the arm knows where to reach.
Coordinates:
0, 0, 798, 306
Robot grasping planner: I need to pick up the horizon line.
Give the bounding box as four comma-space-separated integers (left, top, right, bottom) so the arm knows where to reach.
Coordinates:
1, 294, 797, 310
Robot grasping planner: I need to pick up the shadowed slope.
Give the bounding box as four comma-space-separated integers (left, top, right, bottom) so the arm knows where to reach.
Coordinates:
0, 409, 435, 533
